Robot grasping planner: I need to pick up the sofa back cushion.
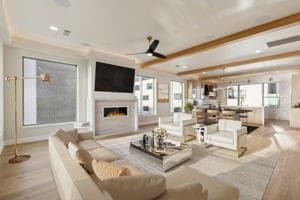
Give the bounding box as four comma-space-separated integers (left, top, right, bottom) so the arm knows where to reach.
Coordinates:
100, 174, 166, 200
92, 159, 131, 180
157, 182, 207, 200
52, 128, 79, 146
68, 142, 93, 173
173, 112, 193, 123
218, 119, 242, 132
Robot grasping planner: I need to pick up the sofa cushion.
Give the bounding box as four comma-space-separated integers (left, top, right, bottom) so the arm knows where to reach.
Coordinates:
207, 131, 234, 145
101, 175, 166, 200
88, 148, 120, 162
52, 128, 79, 146
92, 159, 131, 180
78, 139, 102, 151
218, 119, 241, 132
166, 166, 239, 200
68, 142, 93, 173
157, 182, 208, 200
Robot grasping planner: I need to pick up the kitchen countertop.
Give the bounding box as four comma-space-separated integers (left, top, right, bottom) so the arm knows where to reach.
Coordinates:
200, 107, 253, 113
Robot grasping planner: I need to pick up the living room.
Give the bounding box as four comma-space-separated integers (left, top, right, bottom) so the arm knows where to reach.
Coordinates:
0, 1, 300, 200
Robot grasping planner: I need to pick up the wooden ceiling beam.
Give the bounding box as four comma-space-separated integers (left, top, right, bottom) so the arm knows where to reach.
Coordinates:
177, 50, 300, 76
139, 12, 300, 68
199, 65, 300, 80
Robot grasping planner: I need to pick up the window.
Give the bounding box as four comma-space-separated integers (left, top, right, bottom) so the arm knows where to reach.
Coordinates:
174, 94, 182, 100
170, 81, 183, 112
143, 95, 149, 100
143, 106, 149, 111
23, 57, 77, 126
134, 75, 155, 115
239, 84, 263, 107
264, 82, 279, 107
134, 85, 139, 90
226, 86, 238, 106
147, 83, 152, 89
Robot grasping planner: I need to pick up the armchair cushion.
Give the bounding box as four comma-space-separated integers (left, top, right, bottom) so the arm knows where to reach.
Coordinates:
218, 119, 242, 132
173, 112, 193, 123
207, 131, 234, 145
160, 123, 180, 133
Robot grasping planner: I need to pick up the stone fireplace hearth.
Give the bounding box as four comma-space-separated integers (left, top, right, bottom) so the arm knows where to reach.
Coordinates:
89, 95, 138, 137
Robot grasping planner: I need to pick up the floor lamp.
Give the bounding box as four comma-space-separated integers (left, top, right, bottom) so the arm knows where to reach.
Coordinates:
5, 73, 50, 164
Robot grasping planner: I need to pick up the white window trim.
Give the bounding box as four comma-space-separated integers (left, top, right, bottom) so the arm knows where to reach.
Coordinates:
22, 57, 78, 126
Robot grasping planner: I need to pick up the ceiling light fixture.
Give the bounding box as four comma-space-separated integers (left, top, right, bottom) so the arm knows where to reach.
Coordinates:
147, 52, 153, 57
49, 26, 58, 31
183, 66, 188, 69
255, 49, 261, 53
202, 72, 206, 74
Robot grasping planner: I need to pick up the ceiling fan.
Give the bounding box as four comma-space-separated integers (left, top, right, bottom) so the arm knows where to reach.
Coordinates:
126, 36, 167, 59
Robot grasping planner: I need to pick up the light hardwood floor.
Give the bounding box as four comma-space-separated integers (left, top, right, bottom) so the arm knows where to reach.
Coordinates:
0, 121, 299, 200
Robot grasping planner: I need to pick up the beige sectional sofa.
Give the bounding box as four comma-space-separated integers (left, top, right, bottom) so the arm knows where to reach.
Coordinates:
49, 129, 239, 200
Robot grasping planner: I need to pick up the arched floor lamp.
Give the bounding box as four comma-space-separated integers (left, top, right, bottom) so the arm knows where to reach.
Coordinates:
5, 73, 50, 164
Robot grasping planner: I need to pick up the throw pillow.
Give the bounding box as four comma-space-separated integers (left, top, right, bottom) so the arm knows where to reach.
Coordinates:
68, 142, 93, 173
92, 159, 131, 180
157, 182, 207, 200
101, 174, 166, 200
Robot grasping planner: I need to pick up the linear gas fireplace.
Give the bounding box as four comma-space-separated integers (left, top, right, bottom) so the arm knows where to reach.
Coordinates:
103, 106, 128, 119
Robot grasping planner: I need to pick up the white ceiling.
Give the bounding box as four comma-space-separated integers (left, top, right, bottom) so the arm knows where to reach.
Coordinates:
1, 0, 300, 78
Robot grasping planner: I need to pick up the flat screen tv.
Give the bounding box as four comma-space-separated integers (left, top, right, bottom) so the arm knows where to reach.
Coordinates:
94, 62, 135, 93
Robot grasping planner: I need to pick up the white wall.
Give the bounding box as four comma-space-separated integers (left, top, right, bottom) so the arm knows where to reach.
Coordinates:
0, 38, 4, 152
3, 46, 87, 144
135, 68, 185, 125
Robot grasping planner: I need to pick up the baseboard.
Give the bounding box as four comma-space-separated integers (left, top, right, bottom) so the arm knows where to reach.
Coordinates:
0, 142, 4, 154
4, 134, 49, 146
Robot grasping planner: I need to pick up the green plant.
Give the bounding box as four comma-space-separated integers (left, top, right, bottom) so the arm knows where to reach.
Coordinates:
184, 103, 194, 113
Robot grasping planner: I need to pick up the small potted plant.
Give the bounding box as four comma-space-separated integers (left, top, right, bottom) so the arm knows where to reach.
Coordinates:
184, 103, 194, 113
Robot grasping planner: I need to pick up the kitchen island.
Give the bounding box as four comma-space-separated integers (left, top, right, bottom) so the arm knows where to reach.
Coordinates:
196, 106, 264, 125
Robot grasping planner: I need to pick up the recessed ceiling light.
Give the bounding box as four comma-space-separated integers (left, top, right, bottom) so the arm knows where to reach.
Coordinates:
183, 66, 188, 69
49, 26, 58, 31
255, 50, 261, 53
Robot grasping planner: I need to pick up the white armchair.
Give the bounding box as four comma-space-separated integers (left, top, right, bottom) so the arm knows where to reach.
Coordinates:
204, 119, 247, 157
158, 112, 197, 142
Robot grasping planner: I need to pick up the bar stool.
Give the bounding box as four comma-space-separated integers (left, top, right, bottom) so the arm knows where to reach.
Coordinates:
207, 109, 220, 122
239, 112, 248, 125
193, 108, 206, 123
222, 110, 236, 120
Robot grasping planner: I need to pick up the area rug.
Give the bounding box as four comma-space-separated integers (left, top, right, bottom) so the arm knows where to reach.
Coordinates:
98, 134, 277, 200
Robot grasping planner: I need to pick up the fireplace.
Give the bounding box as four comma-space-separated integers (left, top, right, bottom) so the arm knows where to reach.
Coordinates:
103, 106, 128, 119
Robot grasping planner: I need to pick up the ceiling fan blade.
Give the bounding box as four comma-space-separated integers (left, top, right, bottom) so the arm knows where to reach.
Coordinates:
53, 0, 71, 7
148, 40, 159, 52
125, 52, 146, 55
152, 52, 167, 59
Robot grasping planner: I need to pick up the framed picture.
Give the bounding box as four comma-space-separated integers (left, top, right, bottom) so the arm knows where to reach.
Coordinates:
157, 83, 169, 103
